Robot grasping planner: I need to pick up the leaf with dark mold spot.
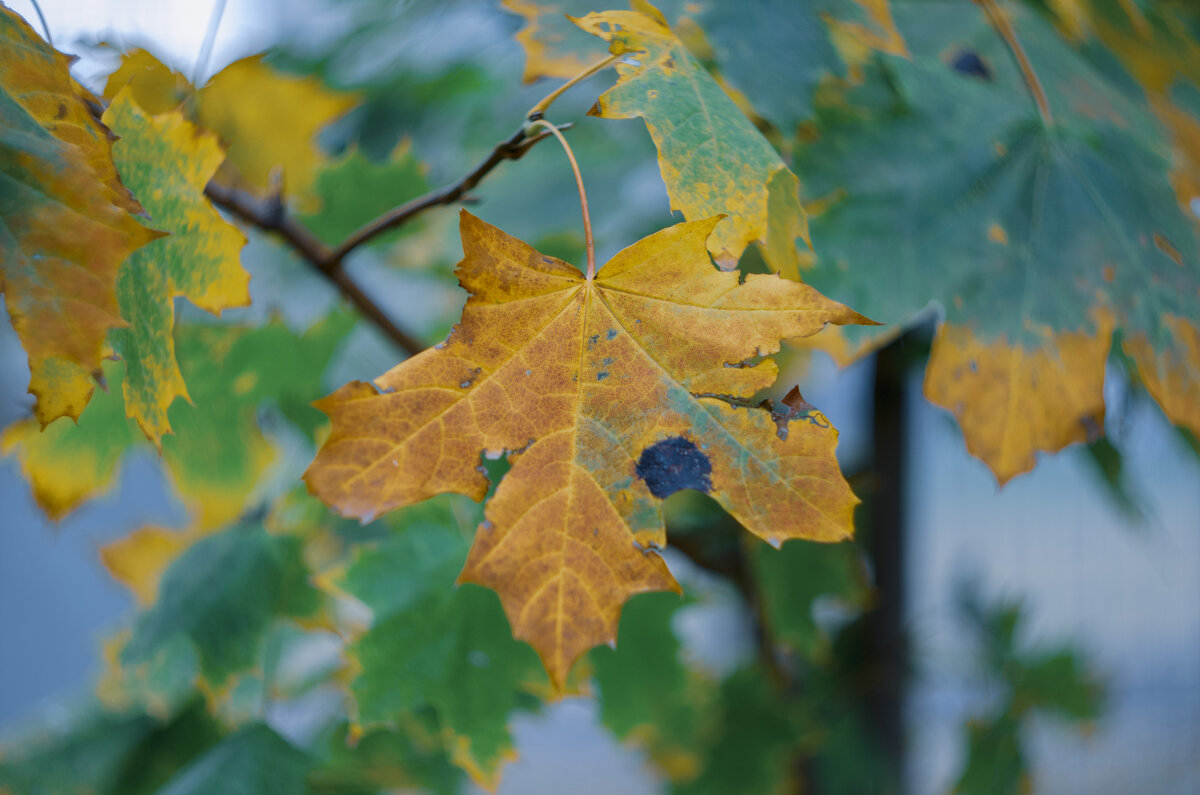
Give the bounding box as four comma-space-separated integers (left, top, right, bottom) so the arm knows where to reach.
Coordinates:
635, 436, 713, 498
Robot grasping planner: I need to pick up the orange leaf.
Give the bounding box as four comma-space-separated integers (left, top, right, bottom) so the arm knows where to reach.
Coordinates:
306, 211, 870, 688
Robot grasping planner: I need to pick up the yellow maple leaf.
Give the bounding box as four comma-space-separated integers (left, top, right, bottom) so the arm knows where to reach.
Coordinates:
195, 55, 357, 208
305, 210, 871, 688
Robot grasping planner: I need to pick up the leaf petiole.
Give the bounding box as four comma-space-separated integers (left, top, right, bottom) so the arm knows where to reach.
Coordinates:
526, 53, 619, 120
528, 118, 596, 280
976, 0, 1053, 125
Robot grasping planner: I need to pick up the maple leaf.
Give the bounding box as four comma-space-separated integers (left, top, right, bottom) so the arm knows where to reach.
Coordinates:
3, 316, 353, 525
195, 55, 358, 208
100, 89, 250, 443
0, 7, 160, 424
103, 47, 192, 115
573, 5, 810, 274
332, 506, 545, 788
794, 0, 1200, 482
305, 210, 870, 688
298, 142, 430, 246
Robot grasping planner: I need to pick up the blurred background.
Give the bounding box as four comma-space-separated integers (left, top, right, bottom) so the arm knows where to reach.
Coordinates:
1, 1, 1198, 793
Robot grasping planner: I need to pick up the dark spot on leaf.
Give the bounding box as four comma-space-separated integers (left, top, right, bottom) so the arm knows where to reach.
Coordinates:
597, 372, 609, 381
587, 333, 600, 349
950, 49, 991, 80
56, 102, 67, 120
636, 436, 712, 498
607, 328, 619, 340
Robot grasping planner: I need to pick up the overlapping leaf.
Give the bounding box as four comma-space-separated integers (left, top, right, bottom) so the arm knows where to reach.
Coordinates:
100, 90, 250, 442
305, 210, 868, 688
793, 0, 1200, 482
331, 504, 545, 787
101, 521, 322, 717
2, 316, 353, 525
590, 591, 711, 780
0, 7, 159, 424
196, 55, 357, 208
574, 5, 809, 273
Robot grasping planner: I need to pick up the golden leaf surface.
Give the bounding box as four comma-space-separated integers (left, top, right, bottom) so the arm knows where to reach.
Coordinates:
196, 55, 357, 207
306, 211, 869, 688
924, 322, 1111, 484
0, 7, 160, 424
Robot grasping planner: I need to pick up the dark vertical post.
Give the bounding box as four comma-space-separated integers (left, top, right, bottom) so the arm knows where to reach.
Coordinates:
865, 333, 910, 793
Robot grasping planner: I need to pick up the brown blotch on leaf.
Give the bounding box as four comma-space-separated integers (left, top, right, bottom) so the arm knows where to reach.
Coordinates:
768, 385, 830, 441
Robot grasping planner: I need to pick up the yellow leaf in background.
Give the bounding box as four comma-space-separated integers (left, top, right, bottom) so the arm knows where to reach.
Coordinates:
103, 47, 192, 114
305, 211, 869, 688
502, 0, 607, 82
924, 321, 1112, 485
101, 525, 193, 605
0, 7, 160, 425
196, 55, 357, 208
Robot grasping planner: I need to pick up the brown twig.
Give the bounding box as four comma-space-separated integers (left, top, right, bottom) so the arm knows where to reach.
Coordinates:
204, 121, 572, 357
204, 181, 426, 356
976, 0, 1053, 125
328, 122, 571, 261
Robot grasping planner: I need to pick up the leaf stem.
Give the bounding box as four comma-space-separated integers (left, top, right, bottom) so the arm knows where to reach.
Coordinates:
525, 53, 619, 120
193, 0, 228, 86
529, 119, 595, 280
28, 0, 52, 45
976, 0, 1053, 125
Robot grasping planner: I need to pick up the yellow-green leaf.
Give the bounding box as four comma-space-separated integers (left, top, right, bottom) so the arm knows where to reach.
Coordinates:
305, 211, 869, 688
574, 6, 809, 271
102, 89, 249, 443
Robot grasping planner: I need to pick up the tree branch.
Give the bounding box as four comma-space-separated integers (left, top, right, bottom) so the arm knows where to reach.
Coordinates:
203, 121, 572, 358
329, 122, 571, 261
204, 181, 426, 356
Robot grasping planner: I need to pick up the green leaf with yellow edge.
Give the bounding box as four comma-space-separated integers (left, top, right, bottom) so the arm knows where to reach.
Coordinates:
298, 142, 430, 247
794, 0, 1200, 483
574, 5, 809, 273
105, 521, 321, 716
590, 591, 710, 782
2, 314, 354, 525
195, 55, 357, 208
751, 537, 869, 662
305, 210, 869, 689
334, 502, 545, 789
0, 6, 160, 425
100, 89, 249, 443
155, 724, 309, 795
